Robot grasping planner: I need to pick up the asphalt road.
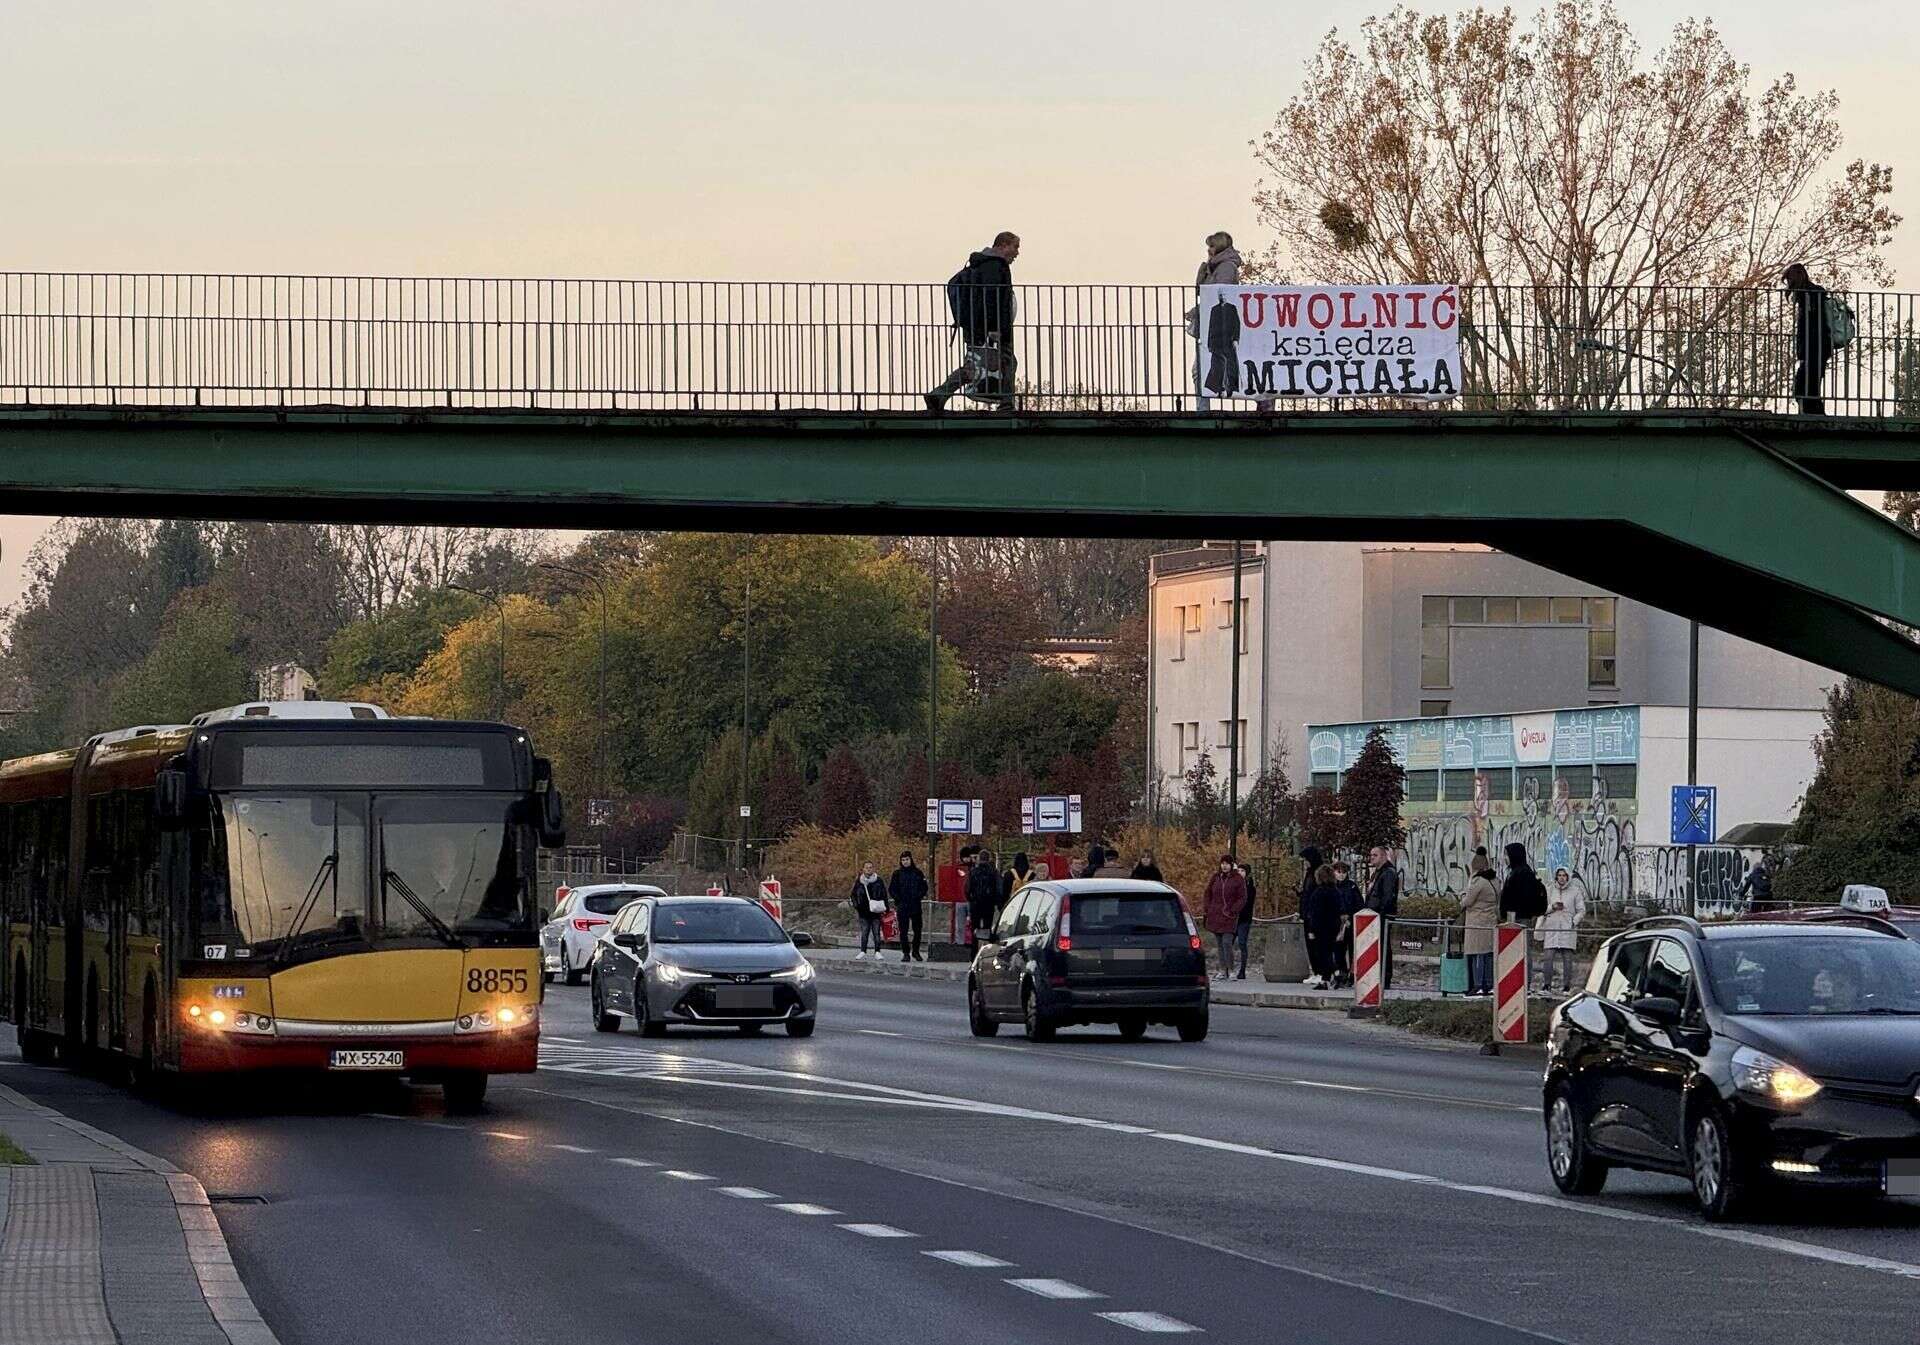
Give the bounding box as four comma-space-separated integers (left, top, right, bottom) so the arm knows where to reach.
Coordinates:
9, 972, 1920, 1344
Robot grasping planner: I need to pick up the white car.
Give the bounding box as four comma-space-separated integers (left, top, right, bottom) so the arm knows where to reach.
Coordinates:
542, 884, 667, 984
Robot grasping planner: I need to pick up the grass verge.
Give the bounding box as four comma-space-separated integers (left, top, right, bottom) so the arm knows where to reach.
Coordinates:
0, 1131, 36, 1164
1377, 996, 1552, 1046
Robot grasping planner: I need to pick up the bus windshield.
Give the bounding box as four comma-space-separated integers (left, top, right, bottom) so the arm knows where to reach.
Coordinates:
199, 793, 530, 959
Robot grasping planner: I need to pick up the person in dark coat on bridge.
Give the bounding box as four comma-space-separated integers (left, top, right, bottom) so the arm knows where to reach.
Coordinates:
1785, 263, 1833, 415
888, 850, 928, 963
927, 233, 1020, 412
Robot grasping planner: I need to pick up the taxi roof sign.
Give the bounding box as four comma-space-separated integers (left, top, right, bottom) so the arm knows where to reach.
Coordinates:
1841, 884, 1891, 914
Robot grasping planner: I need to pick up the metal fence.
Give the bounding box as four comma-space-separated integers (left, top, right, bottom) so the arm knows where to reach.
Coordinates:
3, 273, 1917, 415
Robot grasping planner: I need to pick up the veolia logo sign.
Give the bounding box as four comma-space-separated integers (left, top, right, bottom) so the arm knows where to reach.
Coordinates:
1512, 713, 1554, 764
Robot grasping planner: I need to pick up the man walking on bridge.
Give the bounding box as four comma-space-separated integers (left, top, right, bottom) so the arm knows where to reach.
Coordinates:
927, 232, 1020, 412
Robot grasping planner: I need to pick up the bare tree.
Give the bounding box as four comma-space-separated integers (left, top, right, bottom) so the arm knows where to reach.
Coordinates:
1252, 1, 1900, 408
328, 526, 551, 619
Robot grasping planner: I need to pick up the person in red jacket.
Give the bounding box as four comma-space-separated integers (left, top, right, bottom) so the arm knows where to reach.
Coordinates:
1202, 856, 1248, 980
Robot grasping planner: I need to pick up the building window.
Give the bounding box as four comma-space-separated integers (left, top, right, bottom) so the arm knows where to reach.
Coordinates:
1552, 596, 1584, 624
1450, 596, 1485, 624
1516, 595, 1551, 624
1216, 720, 1249, 774
1421, 598, 1450, 689
1516, 765, 1553, 806
1554, 764, 1593, 801
1175, 721, 1202, 776
1236, 598, 1249, 654
1484, 596, 1516, 624
1420, 699, 1451, 717
1309, 771, 1338, 792
1595, 763, 1637, 801
1405, 771, 1440, 803
1441, 769, 1478, 802
1174, 603, 1200, 660
1483, 768, 1514, 801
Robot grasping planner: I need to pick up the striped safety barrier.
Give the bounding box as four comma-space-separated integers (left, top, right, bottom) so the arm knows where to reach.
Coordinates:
1352, 910, 1382, 1009
1495, 923, 1529, 1043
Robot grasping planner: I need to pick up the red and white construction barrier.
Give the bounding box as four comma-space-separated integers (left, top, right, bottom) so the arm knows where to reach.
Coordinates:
757, 878, 783, 924
1352, 910, 1383, 1009
1494, 923, 1529, 1043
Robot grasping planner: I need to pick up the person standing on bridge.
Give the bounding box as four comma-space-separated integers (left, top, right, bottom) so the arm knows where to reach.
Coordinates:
851, 860, 891, 959
926, 233, 1020, 413
1203, 856, 1249, 980
888, 850, 928, 963
1785, 263, 1834, 415
1189, 231, 1242, 401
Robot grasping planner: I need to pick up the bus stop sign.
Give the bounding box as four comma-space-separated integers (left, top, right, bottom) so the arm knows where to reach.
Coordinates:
1670, 785, 1716, 845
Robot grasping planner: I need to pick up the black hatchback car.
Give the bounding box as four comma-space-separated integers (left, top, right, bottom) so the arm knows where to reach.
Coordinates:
966, 879, 1210, 1042
1545, 914, 1920, 1220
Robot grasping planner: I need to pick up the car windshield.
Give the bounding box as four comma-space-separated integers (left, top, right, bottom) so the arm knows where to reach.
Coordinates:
651, 901, 785, 944
1703, 934, 1920, 1015
579, 892, 645, 916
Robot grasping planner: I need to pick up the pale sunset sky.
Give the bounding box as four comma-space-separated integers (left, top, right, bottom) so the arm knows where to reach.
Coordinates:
1, 0, 1913, 605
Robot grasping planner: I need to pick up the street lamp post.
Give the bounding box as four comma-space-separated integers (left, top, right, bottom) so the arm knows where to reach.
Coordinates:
539, 562, 611, 813
448, 584, 507, 721
740, 544, 753, 882
1228, 540, 1243, 857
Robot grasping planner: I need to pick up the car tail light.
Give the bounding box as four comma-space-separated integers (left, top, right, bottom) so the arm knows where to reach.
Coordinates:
572, 917, 609, 933
1182, 906, 1202, 951
1055, 895, 1072, 952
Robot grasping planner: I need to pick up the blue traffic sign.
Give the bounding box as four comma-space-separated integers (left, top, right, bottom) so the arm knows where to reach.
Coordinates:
1670, 785, 1716, 845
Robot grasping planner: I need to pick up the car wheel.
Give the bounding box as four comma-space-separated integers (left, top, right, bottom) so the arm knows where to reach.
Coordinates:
637, 983, 667, 1038
1022, 985, 1055, 1043
591, 976, 619, 1033
563, 947, 584, 987
443, 1073, 488, 1114
1176, 1009, 1209, 1042
1117, 1016, 1147, 1042
785, 1018, 816, 1038
1546, 1089, 1609, 1195
968, 980, 999, 1038
1689, 1104, 1752, 1222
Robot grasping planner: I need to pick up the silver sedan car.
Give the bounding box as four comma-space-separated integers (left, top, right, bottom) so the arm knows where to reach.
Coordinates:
589, 896, 818, 1037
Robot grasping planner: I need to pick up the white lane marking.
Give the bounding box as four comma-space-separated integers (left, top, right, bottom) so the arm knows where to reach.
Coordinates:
484, 1130, 528, 1140
610, 1157, 659, 1168
529, 1063, 1920, 1284
1006, 1278, 1104, 1300
1098, 1311, 1203, 1334
417, 1120, 465, 1130
773, 1203, 839, 1216
548, 1143, 597, 1153
858, 1029, 904, 1037
545, 1035, 584, 1043
839, 1223, 917, 1239
1120, 1060, 1190, 1072
660, 1170, 711, 1181
1289, 1079, 1369, 1093
924, 1249, 1014, 1269
717, 1186, 776, 1200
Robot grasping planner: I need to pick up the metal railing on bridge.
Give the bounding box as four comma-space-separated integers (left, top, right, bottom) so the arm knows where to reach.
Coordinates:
3, 272, 1917, 415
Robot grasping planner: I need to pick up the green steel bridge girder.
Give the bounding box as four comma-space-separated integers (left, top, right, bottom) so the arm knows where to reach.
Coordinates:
2, 406, 1919, 695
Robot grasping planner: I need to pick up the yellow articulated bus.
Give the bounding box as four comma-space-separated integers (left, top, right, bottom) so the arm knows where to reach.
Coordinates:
1, 702, 565, 1112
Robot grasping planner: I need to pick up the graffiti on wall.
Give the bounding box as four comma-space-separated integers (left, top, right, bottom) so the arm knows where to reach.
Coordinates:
1631, 845, 1765, 917
1398, 799, 1638, 907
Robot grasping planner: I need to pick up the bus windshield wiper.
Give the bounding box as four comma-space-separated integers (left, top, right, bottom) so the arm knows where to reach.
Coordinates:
273, 850, 340, 965
380, 868, 462, 949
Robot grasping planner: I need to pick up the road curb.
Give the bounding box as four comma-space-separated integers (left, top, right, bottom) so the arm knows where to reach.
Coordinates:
0, 1079, 282, 1345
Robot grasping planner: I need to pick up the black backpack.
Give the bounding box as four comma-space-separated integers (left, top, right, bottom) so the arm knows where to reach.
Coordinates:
945, 262, 978, 332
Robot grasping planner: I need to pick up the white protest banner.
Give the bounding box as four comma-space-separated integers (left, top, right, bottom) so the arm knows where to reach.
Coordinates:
1195, 284, 1461, 401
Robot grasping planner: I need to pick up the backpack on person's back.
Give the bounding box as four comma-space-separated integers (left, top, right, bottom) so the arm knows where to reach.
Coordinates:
1824, 292, 1857, 350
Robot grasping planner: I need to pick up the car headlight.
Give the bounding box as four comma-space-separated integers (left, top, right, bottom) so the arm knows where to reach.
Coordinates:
772, 961, 815, 982
654, 962, 687, 984
1731, 1046, 1822, 1103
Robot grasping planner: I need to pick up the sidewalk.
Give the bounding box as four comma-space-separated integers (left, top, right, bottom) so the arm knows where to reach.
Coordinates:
807, 945, 1448, 1009
0, 1079, 278, 1345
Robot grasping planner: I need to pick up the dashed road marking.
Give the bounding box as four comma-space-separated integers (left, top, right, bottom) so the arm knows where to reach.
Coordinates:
773, 1202, 838, 1216
549, 1143, 597, 1153
610, 1157, 659, 1168
1099, 1311, 1203, 1334
717, 1186, 776, 1199
839, 1222, 916, 1238
484, 1130, 528, 1140
924, 1249, 1014, 1269
857, 1029, 904, 1037
1007, 1278, 1105, 1300
660, 1170, 711, 1181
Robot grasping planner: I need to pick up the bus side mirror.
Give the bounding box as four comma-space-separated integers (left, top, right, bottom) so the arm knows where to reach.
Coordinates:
156, 769, 188, 827
539, 786, 567, 849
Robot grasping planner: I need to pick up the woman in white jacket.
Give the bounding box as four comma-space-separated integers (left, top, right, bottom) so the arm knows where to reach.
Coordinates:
1535, 866, 1586, 992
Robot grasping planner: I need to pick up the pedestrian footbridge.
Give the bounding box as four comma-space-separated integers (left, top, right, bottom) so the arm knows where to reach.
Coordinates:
2, 273, 1919, 692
